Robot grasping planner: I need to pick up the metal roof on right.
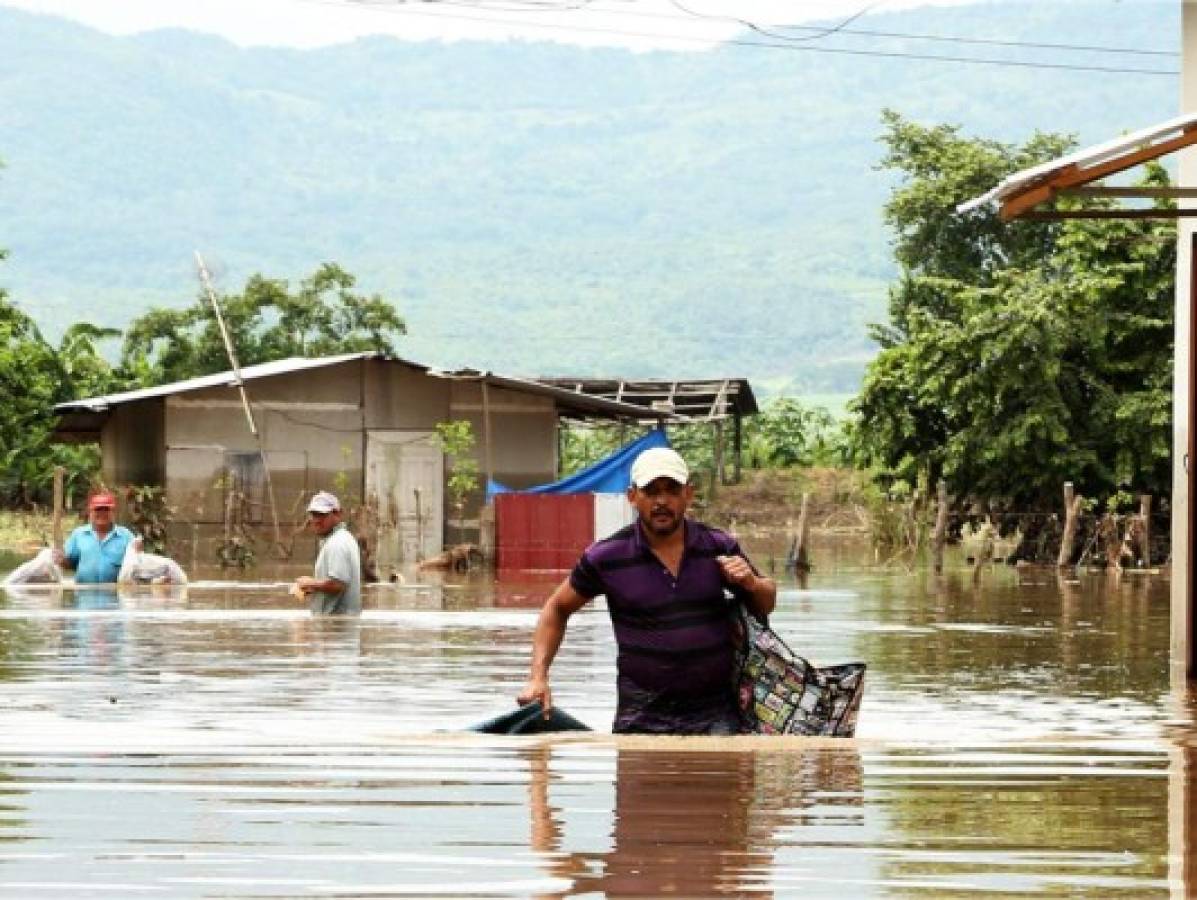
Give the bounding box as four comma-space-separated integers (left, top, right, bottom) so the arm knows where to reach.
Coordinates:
535, 377, 758, 422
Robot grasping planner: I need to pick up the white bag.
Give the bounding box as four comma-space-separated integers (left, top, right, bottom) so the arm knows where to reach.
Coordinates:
117, 544, 188, 585
3, 548, 64, 586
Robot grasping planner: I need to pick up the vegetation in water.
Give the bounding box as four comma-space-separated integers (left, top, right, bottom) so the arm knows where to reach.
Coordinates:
851, 111, 1175, 518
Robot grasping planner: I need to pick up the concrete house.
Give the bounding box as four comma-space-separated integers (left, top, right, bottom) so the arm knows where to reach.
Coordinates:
51, 352, 663, 567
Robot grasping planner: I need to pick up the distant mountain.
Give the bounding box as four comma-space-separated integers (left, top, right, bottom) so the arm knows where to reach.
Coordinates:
0, 1, 1178, 393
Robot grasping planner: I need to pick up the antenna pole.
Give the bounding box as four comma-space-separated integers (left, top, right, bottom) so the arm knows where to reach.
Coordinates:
195, 251, 285, 553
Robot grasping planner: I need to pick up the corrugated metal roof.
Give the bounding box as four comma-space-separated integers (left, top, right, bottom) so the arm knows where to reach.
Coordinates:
419, 367, 670, 420
55, 352, 390, 412
535, 377, 759, 419
957, 110, 1197, 214
53, 352, 665, 422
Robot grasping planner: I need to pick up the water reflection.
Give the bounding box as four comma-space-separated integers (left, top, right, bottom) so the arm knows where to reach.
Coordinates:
526, 743, 864, 897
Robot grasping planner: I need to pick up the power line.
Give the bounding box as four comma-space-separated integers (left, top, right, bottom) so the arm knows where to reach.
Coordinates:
766, 24, 1176, 57
344, 0, 1177, 58
664, 0, 887, 44
299, 0, 1179, 76
623, 2, 1177, 56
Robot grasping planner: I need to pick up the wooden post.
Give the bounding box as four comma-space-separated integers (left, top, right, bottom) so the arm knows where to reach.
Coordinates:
932, 479, 948, 574
713, 420, 725, 487
223, 475, 235, 545
51, 466, 64, 548
1101, 512, 1123, 570
1139, 493, 1153, 567
972, 517, 995, 583
732, 413, 743, 484
793, 492, 811, 573
481, 379, 495, 489
1058, 482, 1083, 567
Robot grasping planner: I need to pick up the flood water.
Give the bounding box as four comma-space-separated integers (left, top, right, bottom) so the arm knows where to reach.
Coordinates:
0, 545, 1189, 897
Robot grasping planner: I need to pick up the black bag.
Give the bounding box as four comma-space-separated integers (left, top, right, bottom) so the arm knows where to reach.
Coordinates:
733, 606, 865, 737
468, 702, 591, 735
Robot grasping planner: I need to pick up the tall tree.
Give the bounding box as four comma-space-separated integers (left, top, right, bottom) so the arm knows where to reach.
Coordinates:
852, 112, 1174, 509
121, 262, 406, 384
0, 300, 119, 505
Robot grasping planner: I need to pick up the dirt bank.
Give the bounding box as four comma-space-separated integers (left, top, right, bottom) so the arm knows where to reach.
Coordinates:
703, 467, 870, 534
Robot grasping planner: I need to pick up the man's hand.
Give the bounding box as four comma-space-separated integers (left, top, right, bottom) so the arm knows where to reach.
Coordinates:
51, 548, 65, 566
517, 675, 553, 718
717, 554, 758, 591
294, 576, 318, 595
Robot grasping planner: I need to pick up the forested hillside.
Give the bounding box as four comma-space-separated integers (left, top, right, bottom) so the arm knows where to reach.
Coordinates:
0, 1, 1177, 392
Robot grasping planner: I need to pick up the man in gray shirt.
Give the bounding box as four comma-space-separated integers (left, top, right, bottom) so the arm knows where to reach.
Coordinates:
294, 491, 362, 615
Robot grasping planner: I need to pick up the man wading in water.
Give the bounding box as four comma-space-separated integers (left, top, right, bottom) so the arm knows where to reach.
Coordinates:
517, 446, 777, 735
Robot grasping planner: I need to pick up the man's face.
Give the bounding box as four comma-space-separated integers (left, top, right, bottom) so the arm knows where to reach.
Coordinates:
89, 505, 114, 531
628, 477, 693, 538
307, 510, 340, 536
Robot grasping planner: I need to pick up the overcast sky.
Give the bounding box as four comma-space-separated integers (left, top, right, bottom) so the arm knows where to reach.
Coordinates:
0, 0, 986, 50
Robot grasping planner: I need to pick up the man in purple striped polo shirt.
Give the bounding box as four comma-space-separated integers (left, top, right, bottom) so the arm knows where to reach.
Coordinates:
518, 446, 777, 735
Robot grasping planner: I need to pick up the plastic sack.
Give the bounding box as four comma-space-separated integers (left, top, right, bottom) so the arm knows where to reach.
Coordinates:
117, 545, 188, 585
733, 605, 865, 737
2, 548, 64, 586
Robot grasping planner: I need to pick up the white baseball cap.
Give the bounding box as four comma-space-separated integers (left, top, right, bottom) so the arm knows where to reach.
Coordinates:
630, 447, 690, 488
306, 491, 340, 514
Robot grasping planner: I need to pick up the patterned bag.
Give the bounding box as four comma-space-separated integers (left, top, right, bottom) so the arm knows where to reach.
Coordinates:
733, 606, 865, 737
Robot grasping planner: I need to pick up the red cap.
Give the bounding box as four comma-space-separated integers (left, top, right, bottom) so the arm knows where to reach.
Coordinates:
88, 491, 116, 510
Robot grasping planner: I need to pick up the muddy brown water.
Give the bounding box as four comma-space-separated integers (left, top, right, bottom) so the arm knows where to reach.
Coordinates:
0, 546, 1189, 897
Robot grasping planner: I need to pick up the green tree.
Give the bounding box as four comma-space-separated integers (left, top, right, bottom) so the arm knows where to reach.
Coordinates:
744, 398, 840, 468
121, 262, 406, 384
852, 112, 1174, 508
0, 300, 116, 506
433, 420, 481, 517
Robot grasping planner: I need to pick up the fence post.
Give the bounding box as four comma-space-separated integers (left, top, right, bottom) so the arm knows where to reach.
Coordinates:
790, 492, 811, 573
932, 479, 948, 574
1057, 482, 1082, 568
51, 466, 64, 549
1138, 494, 1153, 567
1101, 512, 1123, 570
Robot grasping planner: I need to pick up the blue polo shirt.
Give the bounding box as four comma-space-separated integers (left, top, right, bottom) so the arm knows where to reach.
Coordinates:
569, 519, 756, 734
64, 524, 136, 584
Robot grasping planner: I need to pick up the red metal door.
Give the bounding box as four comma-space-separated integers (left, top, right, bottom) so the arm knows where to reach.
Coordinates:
495, 494, 595, 572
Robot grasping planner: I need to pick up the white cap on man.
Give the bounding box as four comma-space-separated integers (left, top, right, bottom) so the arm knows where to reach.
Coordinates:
630, 447, 690, 488
306, 491, 340, 515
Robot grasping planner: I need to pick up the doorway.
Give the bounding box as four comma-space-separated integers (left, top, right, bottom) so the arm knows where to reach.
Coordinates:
366, 431, 444, 569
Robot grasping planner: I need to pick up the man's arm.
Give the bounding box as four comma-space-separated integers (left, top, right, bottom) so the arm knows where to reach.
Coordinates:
296, 535, 356, 596
54, 531, 80, 570
517, 578, 590, 715
296, 575, 345, 595
717, 555, 777, 619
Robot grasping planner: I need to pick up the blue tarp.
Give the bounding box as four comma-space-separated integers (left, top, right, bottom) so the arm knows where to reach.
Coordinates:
487, 429, 669, 498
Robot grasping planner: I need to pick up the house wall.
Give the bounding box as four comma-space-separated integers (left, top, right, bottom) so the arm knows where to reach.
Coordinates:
1173, 3, 1196, 682
363, 358, 451, 429
100, 398, 165, 488
163, 362, 366, 528
447, 379, 557, 496
97, 358, 566, 561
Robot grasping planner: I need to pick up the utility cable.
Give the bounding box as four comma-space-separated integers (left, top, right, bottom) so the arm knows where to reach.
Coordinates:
296, 0, 1179, 75
340, 0, 1177, 57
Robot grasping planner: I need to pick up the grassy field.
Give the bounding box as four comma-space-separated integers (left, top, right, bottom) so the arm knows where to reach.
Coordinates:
0, 510, 54, 555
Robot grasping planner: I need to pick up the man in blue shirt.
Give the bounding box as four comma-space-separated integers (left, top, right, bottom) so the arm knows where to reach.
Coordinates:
56, 491, 137, 584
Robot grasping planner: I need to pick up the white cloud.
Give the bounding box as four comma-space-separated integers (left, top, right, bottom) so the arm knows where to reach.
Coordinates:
0, 0, 983, 50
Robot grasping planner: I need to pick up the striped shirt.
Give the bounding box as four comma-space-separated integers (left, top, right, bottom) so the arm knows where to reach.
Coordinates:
570, 518, 755, 734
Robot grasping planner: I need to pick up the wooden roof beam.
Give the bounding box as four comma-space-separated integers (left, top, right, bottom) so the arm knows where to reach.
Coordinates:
999, 128, 1197, 221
